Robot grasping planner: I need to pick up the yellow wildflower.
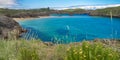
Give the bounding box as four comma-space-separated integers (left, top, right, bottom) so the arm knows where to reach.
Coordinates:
67, 47, 71, 51
108, 54, 113, 56
73, 50, 76, 52
79, 51, 82, 54
79, 48, 82, 51
84, 55, 86, 58
74, 52, 77, 54
97, 55, 101, 57
67, 48, 70, 51
85, 46, 88, 48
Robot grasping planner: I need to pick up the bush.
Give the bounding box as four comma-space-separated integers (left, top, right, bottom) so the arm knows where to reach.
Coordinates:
18, 47, 40, 60
65, 41, 120, 60
0, 39, 119, 60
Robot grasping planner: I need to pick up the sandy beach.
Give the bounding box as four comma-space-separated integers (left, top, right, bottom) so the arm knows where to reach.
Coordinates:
13, 16, 50, 22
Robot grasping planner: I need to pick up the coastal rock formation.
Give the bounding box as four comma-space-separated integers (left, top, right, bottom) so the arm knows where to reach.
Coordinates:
0, 16, 23, 39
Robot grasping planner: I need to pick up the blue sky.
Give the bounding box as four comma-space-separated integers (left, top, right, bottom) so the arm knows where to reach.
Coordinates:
17, 0, 120, 8
0, 0, 120, 9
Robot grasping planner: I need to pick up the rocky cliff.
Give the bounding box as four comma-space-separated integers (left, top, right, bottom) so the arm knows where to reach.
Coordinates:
0, 16, 23, 39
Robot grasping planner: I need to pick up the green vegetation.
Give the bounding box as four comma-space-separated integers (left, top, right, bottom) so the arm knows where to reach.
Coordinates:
0, 39, 41, 60
65, 41, 120, 60
0, 39, 119, 60
0, 8, 87, 17
0, 7, 53, 18
60, 9, 87, 14
18, 45, 39, 60
90, 6, 120, 17
1, 6, 120, 18
0, 6, 120, 60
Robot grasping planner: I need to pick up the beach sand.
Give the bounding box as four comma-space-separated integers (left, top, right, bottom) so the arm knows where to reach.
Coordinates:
13, 16, 50, 22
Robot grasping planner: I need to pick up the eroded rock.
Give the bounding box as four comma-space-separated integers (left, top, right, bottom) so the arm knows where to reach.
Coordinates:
0, 16, 23, 39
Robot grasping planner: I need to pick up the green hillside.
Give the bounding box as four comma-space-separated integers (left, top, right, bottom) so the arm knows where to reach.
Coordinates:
90, 6, 120, 17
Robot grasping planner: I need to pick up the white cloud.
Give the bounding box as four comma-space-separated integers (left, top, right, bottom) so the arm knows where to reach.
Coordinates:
58, 4, 120, 10
83, 4, 120, 10
0, 0, 17, 8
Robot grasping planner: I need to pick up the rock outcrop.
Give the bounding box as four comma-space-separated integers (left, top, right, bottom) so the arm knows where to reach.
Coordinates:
0, 16, 23, 39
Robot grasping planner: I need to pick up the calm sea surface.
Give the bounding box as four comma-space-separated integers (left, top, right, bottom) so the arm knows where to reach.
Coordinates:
19, 14, 120, 43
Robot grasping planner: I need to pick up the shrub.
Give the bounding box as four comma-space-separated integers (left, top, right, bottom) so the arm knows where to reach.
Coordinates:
65, 41, 120, 60
18, 47, 40, 60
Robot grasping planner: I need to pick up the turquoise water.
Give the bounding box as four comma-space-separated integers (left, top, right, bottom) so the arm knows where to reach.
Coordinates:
19, 15, 120, 43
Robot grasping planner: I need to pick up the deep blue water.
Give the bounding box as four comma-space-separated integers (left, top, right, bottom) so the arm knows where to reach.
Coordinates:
19, 15, 120, 43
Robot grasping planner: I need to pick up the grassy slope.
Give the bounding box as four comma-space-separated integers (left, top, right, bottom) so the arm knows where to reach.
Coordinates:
0, 8, 52, 18
60, 9, 87, 14
0, 39, 119, 60
90, 6, 120, 17
1, 7, 120, 18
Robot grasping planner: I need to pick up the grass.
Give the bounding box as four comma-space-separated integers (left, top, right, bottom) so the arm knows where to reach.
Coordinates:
0, 39, 119, 60
65, 41, 120, 60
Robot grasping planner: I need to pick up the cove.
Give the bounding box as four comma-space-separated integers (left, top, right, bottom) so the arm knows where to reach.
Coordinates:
19, 15, 120, 43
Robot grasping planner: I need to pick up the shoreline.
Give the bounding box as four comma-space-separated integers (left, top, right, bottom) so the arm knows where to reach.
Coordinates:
13, 16, 50, 22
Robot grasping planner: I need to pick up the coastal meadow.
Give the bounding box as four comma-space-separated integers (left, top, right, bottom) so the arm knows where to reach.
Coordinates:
0, 38, 119, 60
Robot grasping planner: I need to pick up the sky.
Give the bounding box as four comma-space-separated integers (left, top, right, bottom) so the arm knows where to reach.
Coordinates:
0, 0, 120, 9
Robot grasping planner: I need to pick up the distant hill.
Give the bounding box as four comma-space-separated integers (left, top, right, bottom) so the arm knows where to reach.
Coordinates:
54, 9, 88, 15
89, 6, 120, 18
0, 6, 120, 18
0, 8, 88, 18
0, 8, 53, 18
